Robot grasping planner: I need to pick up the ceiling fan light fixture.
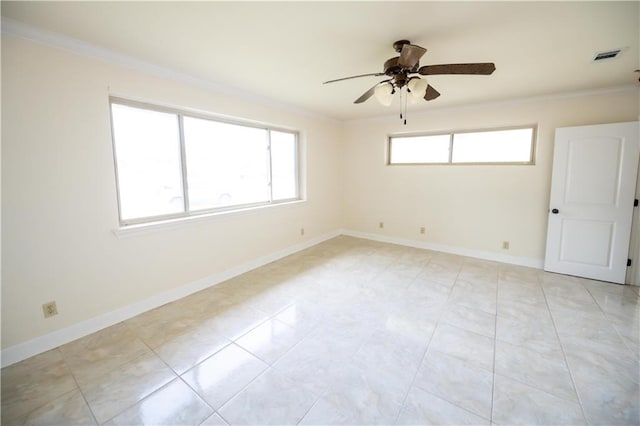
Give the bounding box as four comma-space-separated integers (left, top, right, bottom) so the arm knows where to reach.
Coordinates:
407, 77, 428, 103
374, 82, 394, 106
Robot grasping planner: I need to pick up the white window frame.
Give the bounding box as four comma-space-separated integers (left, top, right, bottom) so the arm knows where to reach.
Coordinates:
109, 97, 301, 227
388, 125, 536, 166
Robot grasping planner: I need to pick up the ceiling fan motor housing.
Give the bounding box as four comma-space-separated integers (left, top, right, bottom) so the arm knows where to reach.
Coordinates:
383, 57, 419, 88
384, 40, 422, 88
392, 39, 411, 52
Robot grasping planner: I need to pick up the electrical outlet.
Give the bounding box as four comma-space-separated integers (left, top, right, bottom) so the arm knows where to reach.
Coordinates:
379, 221, 384, 229
42, 301, 58, 318
420, 227, 426, 235
502, 241, 510, 250
300, 227, 305, 236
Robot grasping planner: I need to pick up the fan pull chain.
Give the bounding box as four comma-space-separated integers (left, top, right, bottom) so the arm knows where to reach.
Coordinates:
403, 87, 408, 125
396, 87, 409, 125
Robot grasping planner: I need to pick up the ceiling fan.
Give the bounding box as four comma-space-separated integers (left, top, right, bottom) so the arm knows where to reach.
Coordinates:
323, 40, 496, 122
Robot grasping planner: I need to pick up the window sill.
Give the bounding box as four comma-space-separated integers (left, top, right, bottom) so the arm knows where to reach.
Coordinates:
112, 199, 306, 239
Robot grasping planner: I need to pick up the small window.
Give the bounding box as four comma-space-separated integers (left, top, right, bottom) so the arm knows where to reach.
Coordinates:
452, 128, 534, 163
389, 134, 451, 164
388, 126, 535, 165
110, 99, 301, 226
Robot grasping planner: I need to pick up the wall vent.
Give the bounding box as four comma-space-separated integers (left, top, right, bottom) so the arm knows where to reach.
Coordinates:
593, 49, 623, 62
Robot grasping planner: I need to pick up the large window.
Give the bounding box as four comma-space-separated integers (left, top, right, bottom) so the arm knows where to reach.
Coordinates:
388, 126, 535, 165
110, 99, 300, 225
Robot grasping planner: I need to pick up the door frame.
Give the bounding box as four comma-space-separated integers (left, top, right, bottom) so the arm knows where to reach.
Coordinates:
626, 164, 640, 285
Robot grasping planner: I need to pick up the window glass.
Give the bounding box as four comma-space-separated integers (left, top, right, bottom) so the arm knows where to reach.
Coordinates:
270, 130, 298, 200
183, 117, 270, 211
111, 104, 184, 221
452, 128, 533, 163
389, 134, 451, 164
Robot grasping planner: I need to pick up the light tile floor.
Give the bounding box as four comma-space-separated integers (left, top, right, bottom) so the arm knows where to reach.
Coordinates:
2, 236, 639, 425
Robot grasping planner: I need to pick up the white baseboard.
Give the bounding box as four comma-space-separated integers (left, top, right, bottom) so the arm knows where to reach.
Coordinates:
341, 229, 544, 269
1, 230, 341, 368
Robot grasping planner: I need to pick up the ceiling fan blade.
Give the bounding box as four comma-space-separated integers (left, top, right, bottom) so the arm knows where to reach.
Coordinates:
424, 85, 441, 101
398, 44, 427, 69
418, 63, 496, 76
354, 84, 379, 104
323, 73, 385, 84
354, 80, 391, 104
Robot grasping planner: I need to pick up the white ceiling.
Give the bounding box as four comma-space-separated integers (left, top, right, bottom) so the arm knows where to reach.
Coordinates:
2, 1, 638, 121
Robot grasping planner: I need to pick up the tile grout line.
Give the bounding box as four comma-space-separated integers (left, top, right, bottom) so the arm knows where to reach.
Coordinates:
582, 283, 639, 358
295, 392, 324, 425
491, 282, 591, 405
490, 369, 590, 406
213, 343, 321, 421
490, 270, 500, 425
95, 338, 183, 425
292, 248, 374, 424
22, 364, 101, 426
539, 276, 589, 425
185, 342, 267, 415
225, 294, 376, 424
299, 248, 415, 425
174, 374, 223, 426
47, 347, 101, 426
421, 259, 498, 421
391, 256, 462, 425
62, 339, 173, 426
411, 385, 493, 423
484, 275, 600, 406
148, 325, 277, 425
116, 318, 253, 424
212, 409, 232, 426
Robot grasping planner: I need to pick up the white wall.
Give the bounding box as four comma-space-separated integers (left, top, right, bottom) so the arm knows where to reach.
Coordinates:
342, 89, 639, 264
1, 35, 344, 351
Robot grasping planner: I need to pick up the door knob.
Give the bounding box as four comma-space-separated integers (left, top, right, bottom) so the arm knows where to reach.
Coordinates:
551, 208, 559, 214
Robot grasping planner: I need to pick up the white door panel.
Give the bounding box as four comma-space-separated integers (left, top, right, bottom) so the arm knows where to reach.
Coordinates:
558, 219, 613, 266
564, 137, 621, 205
544, 122, 639, 284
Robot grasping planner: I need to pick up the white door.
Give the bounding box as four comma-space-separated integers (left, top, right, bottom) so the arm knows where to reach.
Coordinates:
544, 121, 639, 284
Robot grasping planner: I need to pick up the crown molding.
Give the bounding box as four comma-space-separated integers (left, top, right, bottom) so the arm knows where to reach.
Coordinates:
347, 85, 639, 125
1, 17, 339, 124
